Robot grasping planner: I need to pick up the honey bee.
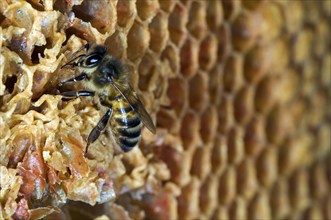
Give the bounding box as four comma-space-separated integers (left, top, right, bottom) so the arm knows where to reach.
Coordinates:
60, 44, 156, 152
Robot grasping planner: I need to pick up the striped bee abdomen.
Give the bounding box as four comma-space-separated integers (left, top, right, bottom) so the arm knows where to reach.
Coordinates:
112, 99, 142, 152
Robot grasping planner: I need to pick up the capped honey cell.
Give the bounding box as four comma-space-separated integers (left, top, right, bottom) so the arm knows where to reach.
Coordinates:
149, 11, 169, 53
136, 0, 159, 22
206, 0, 223, 31
168, 3, 189, 46
187, 1, 207, 40
116, 0, 136, 28
127, 20, 150, 61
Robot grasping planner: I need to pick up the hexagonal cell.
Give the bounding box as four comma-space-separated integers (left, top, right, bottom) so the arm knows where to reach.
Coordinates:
307, 89, 329, 129
231, 11, 262, 52
127, 20, 150, 61
234, 85, 254, 125
180, 37, 199, 79
283, 1, 304, 34
168, 3, 189, 46
266, 106, 293, 145
149, 11, 169, 53
72, 0, 116, 34
116, 0, 136, 29
258, 2, 284, 43
206, 0, 223, 31
188, 72, 209, 114
199, 33, 218, 72
180, 110, 201, 151
287, 98, 308, 131
211, 136, 227, 175
292, 28, 313, 65
167, 77, 188, 118
244, 116, 266, 157
236, 158, 258, 200
256, 147, 278, 189
278, 134, 313, 177
161, 44, 180, 77
270, 180, 291, 219
227, 126, 244, 165
217, 96, 235, 134
199, 105, 218, 145
136, 0, 159, 21
199, 175, 218, 217
223, 52, 244, 93
138, 64, 159, 92
277, 68, 300, 105
267, 38, 290, 74
313, 20, 330, 57
152, 68, 169, 100
105, 30, 127, 58
254, 75, 280, 114
177, 177, 201, 219
186, 1, 207, 40
221, 0, 241, 21
156, 108, 180, 134
218, 167, 236, 205
190, 146, 212, 181
243, 45, 272, 84
138, 50, 156, 76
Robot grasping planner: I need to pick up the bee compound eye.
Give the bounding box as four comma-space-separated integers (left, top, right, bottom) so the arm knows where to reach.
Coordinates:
85, 54, 102, 67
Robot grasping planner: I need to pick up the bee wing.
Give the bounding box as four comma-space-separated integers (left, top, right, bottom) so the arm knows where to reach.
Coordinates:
110, 81, 156, 133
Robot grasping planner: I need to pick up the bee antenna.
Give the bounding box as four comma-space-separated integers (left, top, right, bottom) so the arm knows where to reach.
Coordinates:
61, 54, 85, 69
61, 43, 89, 69
69, 43, 89, 59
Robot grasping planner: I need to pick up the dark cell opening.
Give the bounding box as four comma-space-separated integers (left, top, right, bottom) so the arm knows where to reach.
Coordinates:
26, 0, 44, 11
5, 75, 18, 93
72, 4, 93, 24
62, 27, 76, 47
0, 13, 5, 24
31, 38, 52, 64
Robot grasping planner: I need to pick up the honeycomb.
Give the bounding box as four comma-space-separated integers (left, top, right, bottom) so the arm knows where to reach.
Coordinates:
0, 0, 330, 219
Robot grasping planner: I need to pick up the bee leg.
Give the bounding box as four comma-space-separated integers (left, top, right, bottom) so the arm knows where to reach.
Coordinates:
61, 91, 94, 98
86, 108, 112, 153
59, 73, 87, 86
